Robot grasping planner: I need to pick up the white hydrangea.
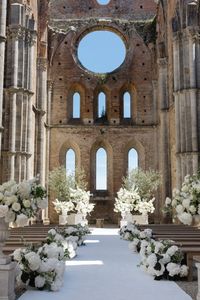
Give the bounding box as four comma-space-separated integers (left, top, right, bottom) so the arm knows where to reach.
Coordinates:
166, 245, 178, 257
35, 275, 46, 288
189, 205, 196, 214
166, 263, 181, 277
180, 265, 188, 277
13, 248, 22, 262
165, 197, 171, 205
176, 204, 184, 214
25, 252, 41, 271
16, 214, 29, 227
0, 205, 8, 218
182, 199, 191, 209
147, 253, 157, 267
178, 212, 193, 225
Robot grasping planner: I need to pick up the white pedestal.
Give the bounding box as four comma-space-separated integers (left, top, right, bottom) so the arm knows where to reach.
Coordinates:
132, 214, 148, 225
59, 214, 68, 225
120, 220, 128, 228
67, 213, 83, 225
0, 262, 16, 300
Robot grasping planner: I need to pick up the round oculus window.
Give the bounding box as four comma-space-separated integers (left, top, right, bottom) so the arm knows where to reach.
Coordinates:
77, 30, 126, 74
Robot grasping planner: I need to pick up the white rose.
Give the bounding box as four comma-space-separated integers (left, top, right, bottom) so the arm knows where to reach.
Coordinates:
13, 248, 22, 262
0, 205, 9, 218
182, 199, 191, 209
171, 199, 177, 207
25, 252, 41, 271
147, 253, 157, 267
189, 205, 196, 214
166, 245, 178, 257
16, 214, 29, 227
180, 265, 188, 277
176, 204, 184, 214
166, 262, 181, 277
51, 278, 63, 291
23, 199, 31, 208
5, 210, 15, 223
35, 275, 46, 288
178, 212, 193, 225
12, 202, 21, 212
48, 229, 56, 236
165, 197, 171, 206
37, 198, 48, 209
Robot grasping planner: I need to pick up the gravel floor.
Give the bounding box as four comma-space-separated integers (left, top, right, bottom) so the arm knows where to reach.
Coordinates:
177, 281, 198, 300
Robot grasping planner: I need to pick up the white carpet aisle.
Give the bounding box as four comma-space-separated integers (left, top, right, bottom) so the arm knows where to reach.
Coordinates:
19, 228, 192, 300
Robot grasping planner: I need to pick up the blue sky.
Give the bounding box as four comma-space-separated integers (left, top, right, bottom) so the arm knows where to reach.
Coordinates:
78, 31, 126, 73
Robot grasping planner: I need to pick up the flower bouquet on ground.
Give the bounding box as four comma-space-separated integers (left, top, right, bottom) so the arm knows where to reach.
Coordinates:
139, 239, 188, 280
163, 173, 200, 225
59, 224, 91, 246
119, 223, 152, 252
0, 177, 47, 226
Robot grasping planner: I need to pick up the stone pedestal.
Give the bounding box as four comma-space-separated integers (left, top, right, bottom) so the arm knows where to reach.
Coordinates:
96, 218, 104, 228
0, 262, 16, 300
196, 262, 200, 300
67, 213, 83, 225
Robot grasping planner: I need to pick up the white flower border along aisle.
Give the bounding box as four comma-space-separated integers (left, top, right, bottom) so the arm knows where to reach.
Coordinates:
119, 223, 188, 281
164, 173, 200, 226
13, 225, 91, 291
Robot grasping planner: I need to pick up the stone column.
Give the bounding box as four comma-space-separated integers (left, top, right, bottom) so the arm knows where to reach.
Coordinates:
43, 80, 53, 225
8, 26, 22, 180
36, 57, 47, 186
26, 32, 36, 179
158, 58, 171, 211
0, 0, 7, 157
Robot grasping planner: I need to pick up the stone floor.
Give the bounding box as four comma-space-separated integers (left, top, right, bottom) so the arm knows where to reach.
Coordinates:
177, 281, 197, 300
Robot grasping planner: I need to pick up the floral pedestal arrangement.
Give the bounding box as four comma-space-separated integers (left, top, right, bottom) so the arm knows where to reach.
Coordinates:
59, 214, 68, 225
67, 213, 83, 225
132, 214, 148, 225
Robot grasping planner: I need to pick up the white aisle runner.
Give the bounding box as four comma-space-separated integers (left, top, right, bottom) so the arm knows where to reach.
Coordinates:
19, 228, 192, 300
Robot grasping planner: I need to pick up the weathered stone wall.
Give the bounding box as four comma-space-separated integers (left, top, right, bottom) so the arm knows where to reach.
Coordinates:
48, 0, 159, 223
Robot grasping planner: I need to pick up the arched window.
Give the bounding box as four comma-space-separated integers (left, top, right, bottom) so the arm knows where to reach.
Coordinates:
73, 92, 81, 118
96, 148, 107, 190
123, 92, 131, 118
128, 148, 138, 173
66, 149, 76, 176
96, 0, 110, 5
98, 92, 106, 118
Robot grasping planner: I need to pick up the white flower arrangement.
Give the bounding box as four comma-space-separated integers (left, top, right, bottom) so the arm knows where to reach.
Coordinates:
52, 187, 95, 218
114, 186, 155, 217
119, 223, 188, 281
70, 187, 95, 216
139, 238, 188, 280
13, 224, 91, 291
119, 223, 152, 252
60, 224, 91, 246
0, 178, 47, 226
163, 173, 200, 225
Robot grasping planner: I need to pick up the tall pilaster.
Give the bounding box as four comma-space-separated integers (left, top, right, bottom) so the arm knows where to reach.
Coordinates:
158, 57, 171, 210
173, 28, 199, 187
0, 0, 7, 161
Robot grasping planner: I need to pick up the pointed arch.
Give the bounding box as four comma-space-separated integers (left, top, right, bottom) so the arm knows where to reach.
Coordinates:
67, 83, 86, 122
94, 86, 110, 122
124, 139, 145, 175
119, 83, 137, 123
59, 140, 81, 171
90, 139, 113, 195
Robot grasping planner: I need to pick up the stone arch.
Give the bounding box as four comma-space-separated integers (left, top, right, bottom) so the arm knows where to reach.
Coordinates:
119, 83, 137, 123
67, 83, 86, 121
93, 85, 111, 122
123, 139, 145, 176
90, 139, 113, 195
59, 140, 81, 170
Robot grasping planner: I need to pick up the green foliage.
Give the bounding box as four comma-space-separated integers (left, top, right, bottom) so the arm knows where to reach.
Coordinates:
49, 166, 87, 201
123, 168, 161, 200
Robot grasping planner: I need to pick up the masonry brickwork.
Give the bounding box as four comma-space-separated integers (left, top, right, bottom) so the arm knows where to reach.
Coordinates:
0, 0, 199, 224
